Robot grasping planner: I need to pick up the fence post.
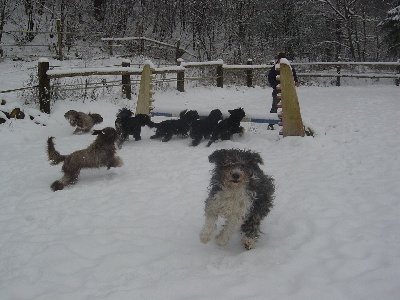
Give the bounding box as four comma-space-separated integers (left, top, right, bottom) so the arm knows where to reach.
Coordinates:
216, 59, 224, 88
336, 58, 341, 86
121, 60, 132, 99
175, 39, 181, 61
177, 58, 185, 92
246, 59, 253, 87
56, 19, 63, 60
38, 58, 51, 114
108, 40, 114, 56
396, 59, 400, 86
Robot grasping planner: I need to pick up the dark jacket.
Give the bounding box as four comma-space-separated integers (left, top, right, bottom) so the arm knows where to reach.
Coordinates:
268, 64, 298, 89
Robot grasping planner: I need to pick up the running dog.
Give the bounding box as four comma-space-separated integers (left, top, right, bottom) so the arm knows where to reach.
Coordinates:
189, 109, 223, 146
64, 110, 103, 134
206, 108, 246, 147
199, 149, 275, 250
47, 127, 123, 191
150, 109, 199, 142
115, 108, 154, 149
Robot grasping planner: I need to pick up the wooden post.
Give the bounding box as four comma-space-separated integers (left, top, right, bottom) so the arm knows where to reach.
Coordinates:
56, 19, 63, 60
279, 60, 305, 137
136, 61, 155, 115
139, 37, 144, 55
175, 39, 181, 61
177, 58, 185, 92
216, 59, 223, 88
336, 59, 341, 86
108, 40, 114, 56
121, 60, 132, 99
38, 59, 51, 114
246, 59, 253, 87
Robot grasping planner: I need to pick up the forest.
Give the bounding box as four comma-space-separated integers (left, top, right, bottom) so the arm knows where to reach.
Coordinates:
0, 0, 399, 63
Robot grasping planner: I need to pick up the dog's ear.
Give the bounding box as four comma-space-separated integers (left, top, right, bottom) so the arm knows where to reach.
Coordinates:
247, 151, 264, 165
92, 129, 102, 136
208, 149, 226, 164
94, 127, 118, 143
179, 109, 188, 118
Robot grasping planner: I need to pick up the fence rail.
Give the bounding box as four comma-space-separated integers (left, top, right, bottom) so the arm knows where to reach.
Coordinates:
34, 58, 400, 114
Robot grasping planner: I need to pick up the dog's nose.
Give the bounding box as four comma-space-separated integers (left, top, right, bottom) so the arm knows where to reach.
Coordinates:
231, 173, 240, 180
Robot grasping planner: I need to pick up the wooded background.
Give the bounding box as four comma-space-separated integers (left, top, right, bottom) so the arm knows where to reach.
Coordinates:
0, 0, 399, 63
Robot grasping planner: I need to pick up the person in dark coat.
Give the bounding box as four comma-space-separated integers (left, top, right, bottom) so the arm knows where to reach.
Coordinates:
267, 52, 300, 114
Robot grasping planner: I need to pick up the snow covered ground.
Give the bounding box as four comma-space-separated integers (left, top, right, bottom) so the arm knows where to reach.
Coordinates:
1, 59, 400, 299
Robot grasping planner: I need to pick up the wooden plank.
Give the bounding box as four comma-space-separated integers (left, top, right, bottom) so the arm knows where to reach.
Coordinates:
279, 62, 305, 137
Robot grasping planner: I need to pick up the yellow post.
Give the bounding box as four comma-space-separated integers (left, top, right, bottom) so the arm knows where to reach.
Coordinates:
135, 61, 155, 115
279, 61, 305, 137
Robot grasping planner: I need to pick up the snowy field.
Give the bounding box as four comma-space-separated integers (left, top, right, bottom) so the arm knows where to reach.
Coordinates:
1, 59, 400, 299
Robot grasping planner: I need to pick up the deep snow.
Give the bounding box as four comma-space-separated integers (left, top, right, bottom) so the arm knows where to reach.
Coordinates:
1, 58, 400, 300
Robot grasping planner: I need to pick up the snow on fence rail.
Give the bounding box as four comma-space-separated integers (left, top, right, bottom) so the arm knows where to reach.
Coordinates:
37, 58, 400, 114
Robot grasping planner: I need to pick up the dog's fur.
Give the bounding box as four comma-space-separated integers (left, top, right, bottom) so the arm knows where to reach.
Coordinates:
150, 109, 199, 142
207, 108, 246, 147
47, 127, 123, 191
115, 108, 154, 149
64, 110, 103, 134
189, 109, 223, 146
200, 149, 274, 250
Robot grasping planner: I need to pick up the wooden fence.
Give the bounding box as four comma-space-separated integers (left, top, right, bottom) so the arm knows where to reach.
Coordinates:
101, 37, 196, 61
0, 20, 104, 60
37, 58, 400, 114
0, 24, 194, 61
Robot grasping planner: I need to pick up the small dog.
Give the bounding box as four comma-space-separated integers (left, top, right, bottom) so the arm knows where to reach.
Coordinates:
47, 127, 123, 191
199, 149, 275, 250
207, 108, 246, 147
64, 110, 103, 134
189, 109, 223, 146
115, 108, 154, 149
150, 109, 199, 142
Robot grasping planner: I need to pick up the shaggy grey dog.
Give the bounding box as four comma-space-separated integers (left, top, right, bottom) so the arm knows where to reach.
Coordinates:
200, 149, 275, 250
64, 110, 103, 134
47, 127, 123, 191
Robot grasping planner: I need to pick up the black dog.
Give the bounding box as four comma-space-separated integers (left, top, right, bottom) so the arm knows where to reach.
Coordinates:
207, 108, 246, 147
150, 109, 199, 142
115, 108, 154, 149
189, 109, 223, 146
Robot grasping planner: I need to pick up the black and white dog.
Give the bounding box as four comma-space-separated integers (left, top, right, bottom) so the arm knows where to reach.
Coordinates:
189, 109, 223, 146
207, 108, 246, 147
200, 149, 275, 250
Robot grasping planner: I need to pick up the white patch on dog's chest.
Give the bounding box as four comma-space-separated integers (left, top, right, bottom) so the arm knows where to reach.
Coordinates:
211, 187, 253, 219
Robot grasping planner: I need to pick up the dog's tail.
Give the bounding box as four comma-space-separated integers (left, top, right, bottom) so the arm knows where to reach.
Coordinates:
143, 116, 157, 128
47, 137, 66, 165
146, 119, 157, 128
89, 113, 103, 125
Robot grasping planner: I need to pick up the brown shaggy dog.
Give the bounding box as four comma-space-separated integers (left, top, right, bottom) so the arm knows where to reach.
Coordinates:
64, 110, 103, 133
47, 127, 123, 191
